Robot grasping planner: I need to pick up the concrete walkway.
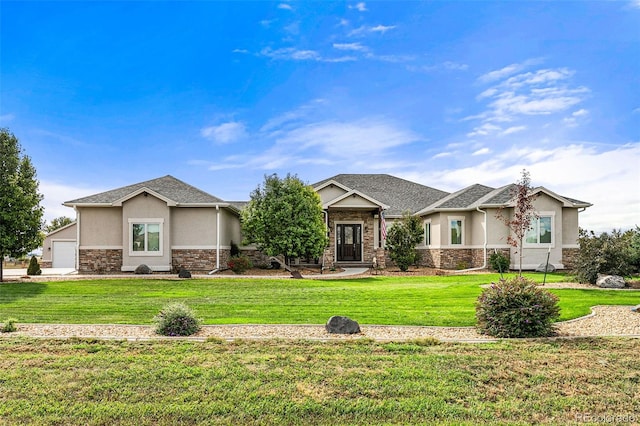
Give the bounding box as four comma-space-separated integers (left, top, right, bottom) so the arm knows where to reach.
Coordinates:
2, 268, 77, 277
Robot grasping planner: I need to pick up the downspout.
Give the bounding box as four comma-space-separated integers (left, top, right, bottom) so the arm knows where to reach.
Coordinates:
452, 206, 487, 273
208, 205, 221, 274
74, 206, 80, 271
321, 210, 328, 272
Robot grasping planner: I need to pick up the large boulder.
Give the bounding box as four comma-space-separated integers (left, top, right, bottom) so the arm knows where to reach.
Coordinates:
178, 268, 192, 279
325, 316, 361, 334
596, 274, 626, 289
535, 263, 556, 273
134, 264, 152, 275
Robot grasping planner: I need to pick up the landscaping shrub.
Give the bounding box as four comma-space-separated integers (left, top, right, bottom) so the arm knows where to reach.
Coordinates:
1, 318, 18, 333
574, 228, 640, 284
153, 303, 201, 336
489, 251, 510, 273
476, 276, 560, 338
386, 212, 424, 272
227, 255, 252, 274
230, 240, 240, 257
27, 256, 41, 275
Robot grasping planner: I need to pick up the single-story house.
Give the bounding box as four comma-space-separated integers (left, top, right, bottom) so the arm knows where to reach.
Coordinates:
46, 173, 590, 273
314, 174, 591, 270
47, 175, 242, 273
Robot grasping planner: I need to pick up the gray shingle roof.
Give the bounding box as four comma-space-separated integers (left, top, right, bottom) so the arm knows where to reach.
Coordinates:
313, 174, 450, 216
65, 175, 225, 205
434, 184, 496, 209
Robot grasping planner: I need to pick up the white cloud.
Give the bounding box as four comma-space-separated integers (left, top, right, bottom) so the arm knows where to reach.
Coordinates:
502, 125, 527, 135
472, 147, 490, 156
405, 143, 640, 232
469, 62, 590, 132
333, 42, 367, 51
370, 24, 396, 33
201, 122, 247, 144
442, 61, 469, 71
232, 49, 249, 54
349, 2, 367, 12
478, 58, 543, 83
433, 152, 453, 159
563, 109, 590, 127
272, 118, 420, 156
467, 123, 501, 137
39, 181, 106, 223
277, 3, 293, 10
349, 24, 396, 36
407, 61, 468, 73
259, 47, 356, 62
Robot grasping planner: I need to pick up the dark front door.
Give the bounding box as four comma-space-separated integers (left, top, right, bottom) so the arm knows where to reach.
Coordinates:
337, 224, 362, 262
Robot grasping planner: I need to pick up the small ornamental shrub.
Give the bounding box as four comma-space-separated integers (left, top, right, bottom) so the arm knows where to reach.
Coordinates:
230, 240, 241, 257
27, 256, 41, 275
154, 303, 201, 336
1, 318, 18, 333
227, 255, 252, 274
476, 276, 560, 338
489, 251, 510, 273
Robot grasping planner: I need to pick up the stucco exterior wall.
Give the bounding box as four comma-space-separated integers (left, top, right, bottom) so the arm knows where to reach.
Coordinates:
79, 207, 122, 246
171, 207, 216, 247
122, 194, 171, 271
219, 209, 242, 248
562, 208, 579, 247
317, 185, 347, 204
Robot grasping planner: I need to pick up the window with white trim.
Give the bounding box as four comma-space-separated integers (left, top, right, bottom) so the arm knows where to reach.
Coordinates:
525, 215, 553, 245
129, 219, 163, 255
424, 222, 431, 246
449, 217, 464, 245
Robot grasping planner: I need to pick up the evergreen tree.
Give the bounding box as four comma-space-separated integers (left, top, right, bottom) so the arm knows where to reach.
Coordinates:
386, 212, 424, 272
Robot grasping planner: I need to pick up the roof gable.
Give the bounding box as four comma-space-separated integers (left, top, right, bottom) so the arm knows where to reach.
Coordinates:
64, 175, 227, 207
314, 174, 449, 216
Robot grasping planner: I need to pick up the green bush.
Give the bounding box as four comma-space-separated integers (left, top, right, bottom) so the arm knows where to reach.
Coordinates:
1, 318, 18, 333
574, 228, 640, 284
27, 256, 41, 275
153, 303, 201, 336
227, 255, 252, 274
489, 251, 510, 273
386, 212, 424, 272
476, 276, 560, 338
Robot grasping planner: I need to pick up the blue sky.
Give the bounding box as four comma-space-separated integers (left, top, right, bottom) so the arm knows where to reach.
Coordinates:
1, 1, 638, 232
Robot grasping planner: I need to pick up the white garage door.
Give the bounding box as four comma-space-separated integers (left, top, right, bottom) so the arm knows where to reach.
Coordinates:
52, 241, 76, 268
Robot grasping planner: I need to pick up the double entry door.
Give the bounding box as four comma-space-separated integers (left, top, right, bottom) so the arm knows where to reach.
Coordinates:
336, 224, 362, 262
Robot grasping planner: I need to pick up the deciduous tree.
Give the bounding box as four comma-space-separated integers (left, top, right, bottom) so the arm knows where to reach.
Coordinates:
241, 174, 328, 268
496, 169, 537, 276
45, 216, 74, 233
0, 128, 45, 281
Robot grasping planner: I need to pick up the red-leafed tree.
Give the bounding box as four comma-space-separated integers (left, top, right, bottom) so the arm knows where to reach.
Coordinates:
496, 169, 538, 276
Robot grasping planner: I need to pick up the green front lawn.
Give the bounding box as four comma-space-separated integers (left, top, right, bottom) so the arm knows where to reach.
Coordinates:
1, 273, 637, 326
0, 337, 638, 425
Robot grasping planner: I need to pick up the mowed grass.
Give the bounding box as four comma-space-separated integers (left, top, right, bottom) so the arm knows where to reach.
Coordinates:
1, 273, 638, 326
1, 337, 639, 425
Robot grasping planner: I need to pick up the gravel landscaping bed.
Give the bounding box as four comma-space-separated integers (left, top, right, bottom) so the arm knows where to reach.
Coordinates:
6, 305, 639, 342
